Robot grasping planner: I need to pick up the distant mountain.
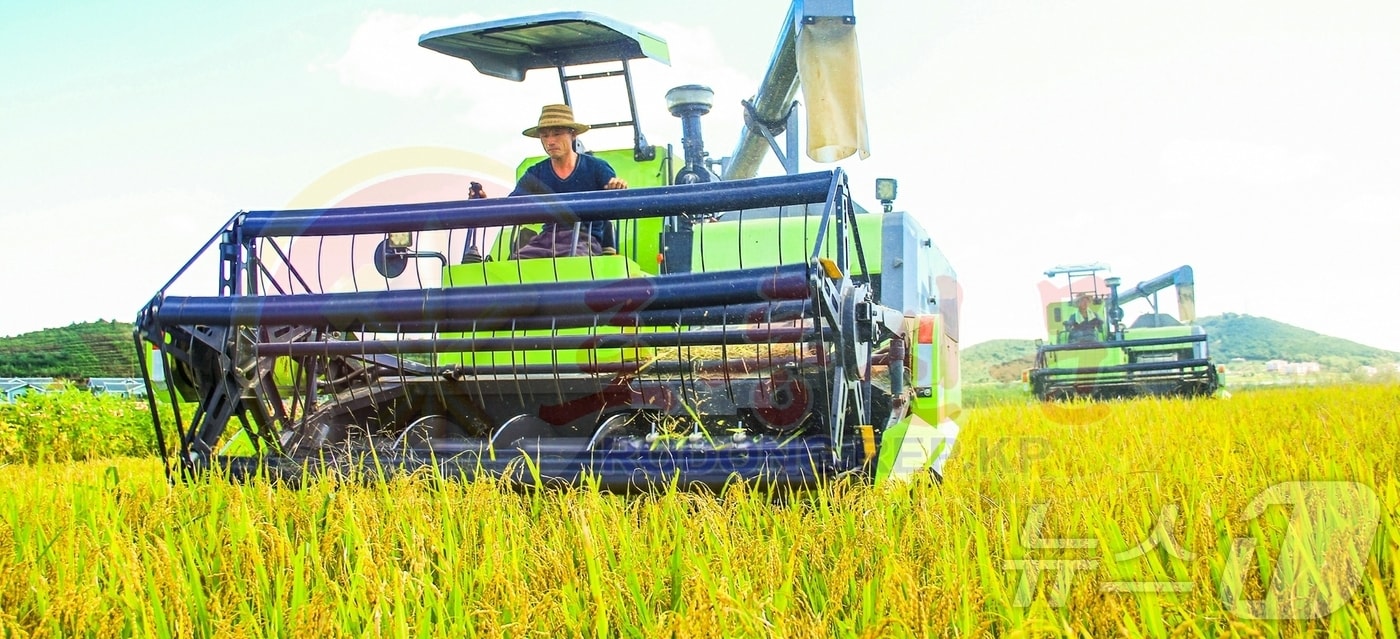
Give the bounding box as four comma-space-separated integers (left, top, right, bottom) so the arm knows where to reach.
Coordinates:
0, 321, 139, 379
962, 339, 1037, 384
963, 313, 1400, 384
1201, 313, 1399, 365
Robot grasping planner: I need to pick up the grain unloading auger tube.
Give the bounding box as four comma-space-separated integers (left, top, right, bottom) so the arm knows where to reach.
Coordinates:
135, 170, 959, 489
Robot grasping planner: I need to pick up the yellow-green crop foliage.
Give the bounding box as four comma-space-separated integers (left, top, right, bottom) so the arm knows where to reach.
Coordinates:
0, 391, 159, 463
0, 384, 1396, 637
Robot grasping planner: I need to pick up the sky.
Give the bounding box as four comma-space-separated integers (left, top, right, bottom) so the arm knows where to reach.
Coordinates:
2, 0, 1398, 352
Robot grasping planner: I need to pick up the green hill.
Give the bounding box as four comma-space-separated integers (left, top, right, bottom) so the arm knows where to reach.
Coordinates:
0, 321, 139, 379
962, 338, 1037, 384
1201, 313, 1399, 365
963, 313, 1400, 384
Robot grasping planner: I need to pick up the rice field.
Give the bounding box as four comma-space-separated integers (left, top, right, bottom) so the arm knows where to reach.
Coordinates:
1, 384, 1396, 637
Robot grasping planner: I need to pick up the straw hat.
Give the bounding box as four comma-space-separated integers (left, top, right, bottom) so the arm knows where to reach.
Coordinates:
1075, 292, 1095, 305
522, 104, 591, 138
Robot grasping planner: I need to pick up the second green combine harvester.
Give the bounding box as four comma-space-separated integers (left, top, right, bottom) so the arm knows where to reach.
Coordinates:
1028, 263, 1223, 401
134, 2, 962, 489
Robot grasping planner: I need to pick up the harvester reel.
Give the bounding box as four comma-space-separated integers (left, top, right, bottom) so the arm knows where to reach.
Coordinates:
134, 147, 942, 486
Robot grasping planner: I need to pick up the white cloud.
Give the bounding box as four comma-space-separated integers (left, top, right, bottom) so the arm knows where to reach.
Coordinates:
322, 10, 492, 99
320, 12, 763, 167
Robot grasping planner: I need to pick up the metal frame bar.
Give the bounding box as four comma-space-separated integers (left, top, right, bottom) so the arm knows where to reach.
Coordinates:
155, 263, 811, 327
237, 172, 834, 239
1038, 333, 1206, 354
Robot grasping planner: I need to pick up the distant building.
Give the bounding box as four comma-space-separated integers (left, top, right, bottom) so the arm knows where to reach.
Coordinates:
87, 378, 147, 399
1, 378, 58, 403
1264, 360, 1320, 375
1360, 363, 1400, 377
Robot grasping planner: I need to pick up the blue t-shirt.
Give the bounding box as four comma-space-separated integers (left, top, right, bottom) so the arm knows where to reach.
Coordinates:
509, 152, 617, 250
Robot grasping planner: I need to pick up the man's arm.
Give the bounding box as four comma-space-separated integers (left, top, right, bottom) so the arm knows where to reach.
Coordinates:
509, 162, 549, 197
587, 156, 624, 250
509, 174, 538, 197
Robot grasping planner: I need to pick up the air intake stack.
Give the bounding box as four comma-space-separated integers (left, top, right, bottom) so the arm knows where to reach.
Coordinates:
666, 84, 715, 184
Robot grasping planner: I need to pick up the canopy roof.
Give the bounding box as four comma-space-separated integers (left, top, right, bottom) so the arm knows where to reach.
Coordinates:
419, 12, 670, 82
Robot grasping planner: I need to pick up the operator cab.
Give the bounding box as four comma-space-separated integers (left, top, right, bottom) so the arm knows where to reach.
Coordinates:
419, 13, 682, 274
1042, 263, 1111, 345
421, 12, 669, 164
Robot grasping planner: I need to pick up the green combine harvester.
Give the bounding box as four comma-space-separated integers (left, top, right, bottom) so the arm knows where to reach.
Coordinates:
135, 2, 963, 489
1027, 263, 1223, 401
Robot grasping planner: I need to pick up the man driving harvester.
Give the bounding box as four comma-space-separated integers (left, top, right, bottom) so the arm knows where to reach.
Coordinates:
506, 104, 629, 258
1065, 292, 1103, 343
